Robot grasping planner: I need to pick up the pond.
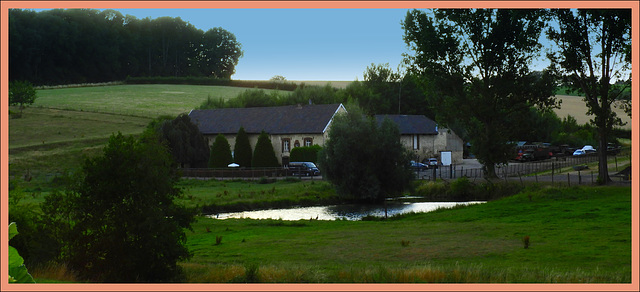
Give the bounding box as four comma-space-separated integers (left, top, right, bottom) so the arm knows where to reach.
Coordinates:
207, 201, 485, 221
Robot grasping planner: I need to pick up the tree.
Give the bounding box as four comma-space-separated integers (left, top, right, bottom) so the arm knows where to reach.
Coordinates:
9, 80, 37, 116
402, 9, 558, 178
233, 127, 253, 167
318, 110, 413, 203
209, 134, 233, 168
40, 132, 196, 282
148, 114, 210, 168
547, 9, 631, 184
252, 131, 280, 167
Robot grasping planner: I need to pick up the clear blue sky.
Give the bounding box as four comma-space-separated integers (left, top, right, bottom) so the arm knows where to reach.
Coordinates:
112, 9, 411, 81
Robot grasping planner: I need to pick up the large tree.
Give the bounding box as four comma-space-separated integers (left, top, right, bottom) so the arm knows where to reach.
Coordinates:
154, 114, 210, 168
547, 9, 631, 184
40, 132, 196, 282
252, 131, 280, 168
318, 110, 413, 203
402, 9, 558, 178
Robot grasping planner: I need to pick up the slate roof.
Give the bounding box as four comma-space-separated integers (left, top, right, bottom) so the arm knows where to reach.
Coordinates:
189, 103, 345, 135
374, 115, 438, 135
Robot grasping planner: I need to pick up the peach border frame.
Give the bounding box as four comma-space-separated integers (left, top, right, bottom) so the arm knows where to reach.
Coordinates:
1, 1, 638, 291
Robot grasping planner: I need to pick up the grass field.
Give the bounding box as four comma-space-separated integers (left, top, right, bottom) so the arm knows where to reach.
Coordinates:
180, 185, 631, 283
32, 84, 286, 118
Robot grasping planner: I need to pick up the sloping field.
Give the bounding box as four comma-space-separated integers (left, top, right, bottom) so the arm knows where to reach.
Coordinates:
554, 95, 631, 129
294, 81, 631, 129
32, 84, 285, 118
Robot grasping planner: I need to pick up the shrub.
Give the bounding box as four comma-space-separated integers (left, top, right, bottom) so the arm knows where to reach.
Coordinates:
290, 145, 322, 163
209, 134, 233, 168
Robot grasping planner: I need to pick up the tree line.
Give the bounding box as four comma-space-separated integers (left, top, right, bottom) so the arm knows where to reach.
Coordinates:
9, 9, 243, 85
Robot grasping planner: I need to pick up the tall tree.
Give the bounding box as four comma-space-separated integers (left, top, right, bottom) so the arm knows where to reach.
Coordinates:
547, 9, 631, 184
209, 134, 233, 168
402, 9, 558, 178
40, 132, 196, 282
233, 127, 253, 167
153, 114, 210, 168
252, 131, 280, 168
318, 111, 413, 203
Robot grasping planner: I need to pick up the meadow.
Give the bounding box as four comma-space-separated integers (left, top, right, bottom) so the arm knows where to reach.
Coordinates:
178, 185, 631, 283
7, 83, 633, 283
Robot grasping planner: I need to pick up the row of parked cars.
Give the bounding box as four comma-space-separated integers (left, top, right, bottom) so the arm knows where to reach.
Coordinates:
410, 158, 439, 170
513, 142, 622, 162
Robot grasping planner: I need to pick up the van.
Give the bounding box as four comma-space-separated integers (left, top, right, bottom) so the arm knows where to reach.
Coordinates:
287, 162, 320, 176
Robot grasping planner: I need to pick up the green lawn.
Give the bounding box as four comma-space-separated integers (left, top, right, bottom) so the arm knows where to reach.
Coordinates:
33, 84, 286, 118
181, 186, 631, 283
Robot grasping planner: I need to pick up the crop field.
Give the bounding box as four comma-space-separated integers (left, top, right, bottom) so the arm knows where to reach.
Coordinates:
554, 95, 631, 129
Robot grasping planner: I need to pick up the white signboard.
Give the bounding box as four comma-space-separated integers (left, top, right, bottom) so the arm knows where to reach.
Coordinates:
441, 151, 452, 166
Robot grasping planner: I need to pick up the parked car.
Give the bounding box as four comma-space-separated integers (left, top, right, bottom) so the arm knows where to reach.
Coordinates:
607, 143, 622, 155
410, 161, 429, 171
573, 145, 596, 156
427, 158, 438, 168
288, 162, 320, 176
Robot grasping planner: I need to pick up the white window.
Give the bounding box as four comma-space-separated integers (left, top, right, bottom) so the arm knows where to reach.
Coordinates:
413, 135, 419, 150
282, 139, 290, 152
304, 137, 313, 147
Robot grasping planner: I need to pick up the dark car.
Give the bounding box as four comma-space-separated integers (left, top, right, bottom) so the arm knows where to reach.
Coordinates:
288, 162, 320, 176
410, 161, 429, 171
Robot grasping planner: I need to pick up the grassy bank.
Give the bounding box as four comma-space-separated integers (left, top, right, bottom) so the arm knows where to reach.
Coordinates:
176, 178, 340, 214
180, 185, 631, 283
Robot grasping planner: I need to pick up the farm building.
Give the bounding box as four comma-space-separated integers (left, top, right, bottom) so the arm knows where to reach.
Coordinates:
189, 104, 463, 166
188, 103, 347, 165
375, 115, 464, 164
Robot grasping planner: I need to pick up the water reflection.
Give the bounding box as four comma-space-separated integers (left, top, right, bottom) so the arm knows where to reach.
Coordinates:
208, 201, 484, 221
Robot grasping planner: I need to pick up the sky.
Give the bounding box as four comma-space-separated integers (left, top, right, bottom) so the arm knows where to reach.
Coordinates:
110, 9, 412, 81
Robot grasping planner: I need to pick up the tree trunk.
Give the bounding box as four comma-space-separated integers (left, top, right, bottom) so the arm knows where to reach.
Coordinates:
597, 128, 611, 184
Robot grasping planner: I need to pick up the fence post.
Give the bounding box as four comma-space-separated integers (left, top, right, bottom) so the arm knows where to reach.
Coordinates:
578, 170, 581, 185
568, 173, 571, 187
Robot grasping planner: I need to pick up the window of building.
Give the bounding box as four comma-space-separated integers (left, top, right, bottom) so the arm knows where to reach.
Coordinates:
304, 137, 313, 147
282, 138, 291, 153
413, 135, 419, 150
294, 140, 300, 148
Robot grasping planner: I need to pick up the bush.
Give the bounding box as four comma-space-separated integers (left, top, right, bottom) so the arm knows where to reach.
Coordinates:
290, 145, 322, 163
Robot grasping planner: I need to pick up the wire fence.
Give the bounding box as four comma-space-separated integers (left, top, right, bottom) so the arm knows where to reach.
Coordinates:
415, 150, 631, 186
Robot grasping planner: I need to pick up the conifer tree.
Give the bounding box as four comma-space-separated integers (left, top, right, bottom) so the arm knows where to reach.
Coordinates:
209, 134, 233, 168
233, 127, 253, 167
252, 131, 280, 167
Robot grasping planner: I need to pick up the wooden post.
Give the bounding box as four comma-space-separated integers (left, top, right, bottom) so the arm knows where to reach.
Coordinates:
567, 173, 570, 187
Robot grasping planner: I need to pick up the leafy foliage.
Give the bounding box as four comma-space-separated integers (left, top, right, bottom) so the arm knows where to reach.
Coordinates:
9, 9, 243, 85
8, 222, 35, 283
401, 9, 558, 178
39, 132, 196, 282
290, 145, 322, 163
547, 9, 631, 183
154, 114, 210, 168
318, 111, 413, 203
233, 127, 253, 167
8, 80, 37, 116
252, 131, 280, 168
209, 134, 233, 168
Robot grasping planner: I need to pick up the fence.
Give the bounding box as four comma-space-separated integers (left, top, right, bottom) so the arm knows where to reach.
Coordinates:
415, 151, 631, 185
180, 167, 321, 180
